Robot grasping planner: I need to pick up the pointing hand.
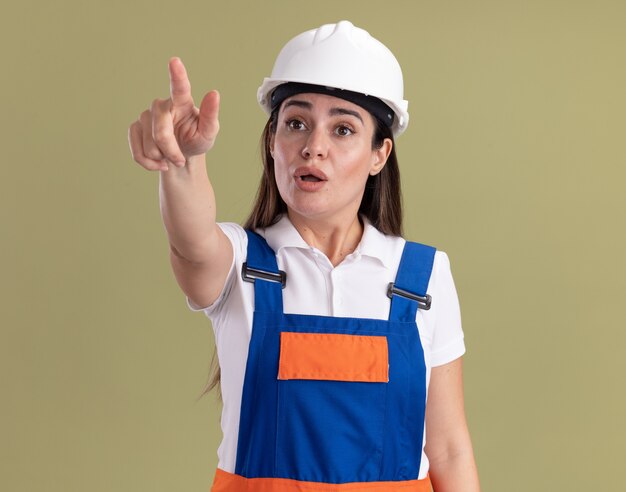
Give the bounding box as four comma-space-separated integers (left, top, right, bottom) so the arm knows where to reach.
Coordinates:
128, 57, 220, 171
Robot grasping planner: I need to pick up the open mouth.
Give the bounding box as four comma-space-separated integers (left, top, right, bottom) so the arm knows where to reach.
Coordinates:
295, 167, 328, 183
300, 174, 322, 182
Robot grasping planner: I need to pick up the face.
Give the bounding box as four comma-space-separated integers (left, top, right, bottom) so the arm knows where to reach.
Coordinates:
270, 93, 392, 225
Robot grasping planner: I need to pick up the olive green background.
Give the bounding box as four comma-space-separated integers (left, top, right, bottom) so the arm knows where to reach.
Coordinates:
2, 0, 624, 490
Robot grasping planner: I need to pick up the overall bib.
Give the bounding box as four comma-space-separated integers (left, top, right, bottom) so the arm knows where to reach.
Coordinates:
212, 231, 436, 491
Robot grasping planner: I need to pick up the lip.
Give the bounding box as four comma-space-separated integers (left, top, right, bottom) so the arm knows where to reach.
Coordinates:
293, 166, 328, 192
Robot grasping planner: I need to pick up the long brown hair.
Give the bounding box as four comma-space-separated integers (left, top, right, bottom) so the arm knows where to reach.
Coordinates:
201, 109, 404, 400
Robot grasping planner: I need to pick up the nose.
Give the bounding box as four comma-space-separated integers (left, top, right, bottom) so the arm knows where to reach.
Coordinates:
301, 128, 328, 160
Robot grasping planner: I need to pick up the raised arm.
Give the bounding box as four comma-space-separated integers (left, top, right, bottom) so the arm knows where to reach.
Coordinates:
128, 57, 233, 308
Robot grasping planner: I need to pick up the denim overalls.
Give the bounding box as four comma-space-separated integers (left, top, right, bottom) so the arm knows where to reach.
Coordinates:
211, 230, 435, 491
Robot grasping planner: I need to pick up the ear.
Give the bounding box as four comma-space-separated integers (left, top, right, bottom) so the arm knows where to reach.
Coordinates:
369, 138, 393, 176
269, 132, 275, 158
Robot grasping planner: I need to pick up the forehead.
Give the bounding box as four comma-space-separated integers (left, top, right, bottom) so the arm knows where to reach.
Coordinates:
280, 92, 372, 123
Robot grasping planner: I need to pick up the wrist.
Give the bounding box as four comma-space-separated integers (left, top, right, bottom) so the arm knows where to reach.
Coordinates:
160, 154, 208, 182
160, 153, 206, 172
185, 153, 207, 167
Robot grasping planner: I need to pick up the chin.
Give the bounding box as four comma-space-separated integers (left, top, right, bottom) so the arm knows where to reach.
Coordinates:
283, 198, 326, 217
288, 206, 329, 221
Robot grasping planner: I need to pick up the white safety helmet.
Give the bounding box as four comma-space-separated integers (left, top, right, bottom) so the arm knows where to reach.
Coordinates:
257, 20, 409, 137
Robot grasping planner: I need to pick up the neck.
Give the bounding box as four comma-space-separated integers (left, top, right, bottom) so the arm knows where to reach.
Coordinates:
287, 211, 364, 267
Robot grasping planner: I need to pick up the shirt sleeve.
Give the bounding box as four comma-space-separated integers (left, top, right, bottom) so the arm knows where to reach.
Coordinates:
428, 251, 466, 367
184, 222, 247, 317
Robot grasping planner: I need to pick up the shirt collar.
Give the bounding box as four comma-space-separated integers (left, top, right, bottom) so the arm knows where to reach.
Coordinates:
357, 217, 400, 269
260, 215, 399, 269
259, 215, 310, 253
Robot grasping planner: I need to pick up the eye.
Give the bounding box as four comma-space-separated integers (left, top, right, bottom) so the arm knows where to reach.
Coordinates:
286, 119, 306, 131
335, 125, 354, 136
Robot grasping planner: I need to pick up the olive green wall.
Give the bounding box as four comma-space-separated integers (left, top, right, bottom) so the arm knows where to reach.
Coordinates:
2, 1, 624, 490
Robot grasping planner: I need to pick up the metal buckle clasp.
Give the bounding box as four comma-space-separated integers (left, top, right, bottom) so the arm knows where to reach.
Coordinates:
387, 282, 432, 310
242, 262, 287, 288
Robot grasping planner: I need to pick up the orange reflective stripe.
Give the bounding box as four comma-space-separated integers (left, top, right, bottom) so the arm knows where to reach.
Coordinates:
278, 332, 389, 383
211, 468, 432, 491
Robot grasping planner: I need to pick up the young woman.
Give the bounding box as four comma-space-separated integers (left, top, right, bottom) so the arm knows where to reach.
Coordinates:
129, 20, 480, 492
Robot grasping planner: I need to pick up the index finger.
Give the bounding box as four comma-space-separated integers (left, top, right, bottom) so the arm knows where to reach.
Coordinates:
168, 57, 193, 108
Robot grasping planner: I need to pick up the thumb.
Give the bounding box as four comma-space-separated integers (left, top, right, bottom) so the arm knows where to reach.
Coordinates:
197, 90, 220, 140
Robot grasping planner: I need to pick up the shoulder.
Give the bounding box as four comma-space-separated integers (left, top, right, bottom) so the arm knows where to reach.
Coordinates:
400, 236, 451, 269
433, 250, 452, 274
217, 222, 248, 252
394, 237, 455, 297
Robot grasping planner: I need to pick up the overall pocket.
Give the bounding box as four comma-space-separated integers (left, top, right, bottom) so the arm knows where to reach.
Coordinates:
275, 332, 389, 483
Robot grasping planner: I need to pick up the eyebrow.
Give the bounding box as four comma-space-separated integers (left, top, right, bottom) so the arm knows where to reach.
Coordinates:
283, 99, 364, 124
329, 107, 364, 124
283, 99, 312, 111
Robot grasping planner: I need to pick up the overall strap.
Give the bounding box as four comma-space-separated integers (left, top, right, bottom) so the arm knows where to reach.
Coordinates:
243, 230, 285, 313
388, 241, 437, 322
